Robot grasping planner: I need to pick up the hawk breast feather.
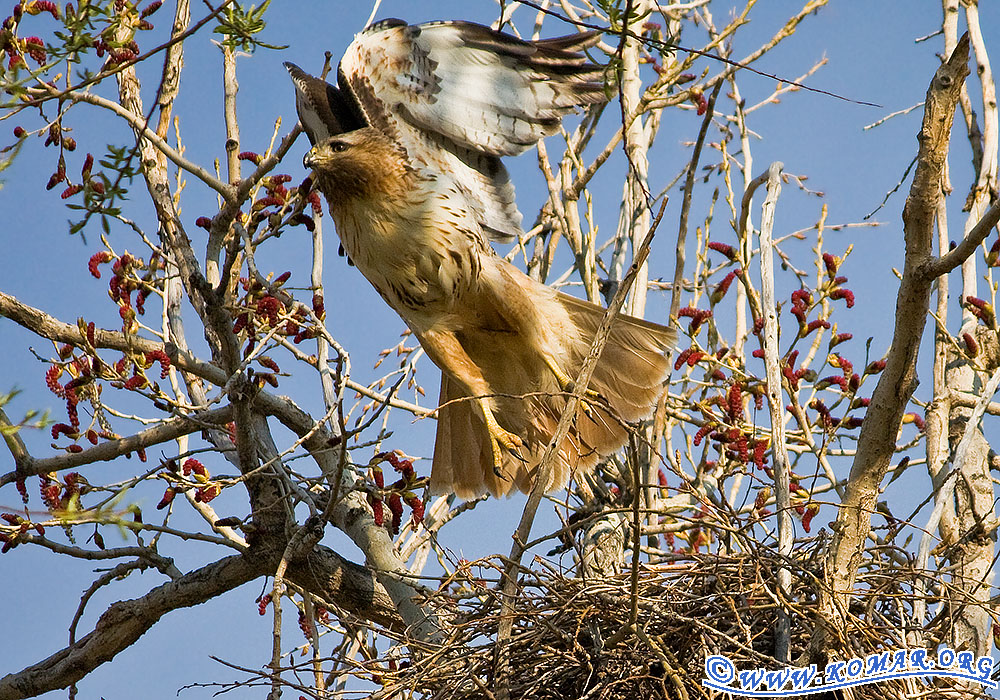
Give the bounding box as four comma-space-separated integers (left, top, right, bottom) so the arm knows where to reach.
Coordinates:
286, 18, 605, 242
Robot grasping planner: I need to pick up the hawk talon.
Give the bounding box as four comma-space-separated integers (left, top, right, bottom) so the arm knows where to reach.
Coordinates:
543, 356, 602, 418
477, 397, 526, 476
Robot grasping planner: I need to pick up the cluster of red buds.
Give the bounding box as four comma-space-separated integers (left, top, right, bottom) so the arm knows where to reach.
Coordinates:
186, 458, 221, 503
0, 512, 45, 552
677, 305, 712, 334
762, 349, 809, 391
249, 174, 291, 218
689, 89, 708, 116
257, 592, 272, 616
43, 349, 103, 433
60, 153, 104, 200
673, 346, 706, 371
232, 275, 323, 356
787, 288, 832, 339
692, 418, 769, 470
89, 250, 159, 334
819, 252, 856, 308
156, 458, 221, 507
812, 398, 864, 431
0, 0, 57, 67
93, 36, 140, 64
815, 353, 857, 394
35, 472, 85, 515
296, 605, 329, 641
367, 451, 425, 535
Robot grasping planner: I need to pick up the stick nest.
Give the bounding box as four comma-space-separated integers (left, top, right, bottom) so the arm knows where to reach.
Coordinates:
371, 542, 993, 700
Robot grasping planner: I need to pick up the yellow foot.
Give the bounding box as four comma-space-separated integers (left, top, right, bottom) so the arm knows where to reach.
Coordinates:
542, 356, 602, 418
476, 398, 525, 479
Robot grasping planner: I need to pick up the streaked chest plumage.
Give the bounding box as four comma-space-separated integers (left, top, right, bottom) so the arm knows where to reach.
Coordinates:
328, 175, 490, 328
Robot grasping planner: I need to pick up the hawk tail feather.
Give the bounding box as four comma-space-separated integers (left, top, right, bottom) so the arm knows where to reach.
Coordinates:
431, 291, 675, 500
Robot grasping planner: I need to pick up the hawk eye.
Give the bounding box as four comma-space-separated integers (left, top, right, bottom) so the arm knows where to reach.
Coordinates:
329, 141, 348, 152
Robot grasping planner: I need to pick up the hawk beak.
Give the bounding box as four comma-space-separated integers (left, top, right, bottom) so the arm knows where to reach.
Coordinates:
303, 148, 317, 170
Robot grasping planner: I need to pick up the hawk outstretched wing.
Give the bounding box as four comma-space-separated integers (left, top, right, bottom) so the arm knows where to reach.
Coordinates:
287, 19, 604, 241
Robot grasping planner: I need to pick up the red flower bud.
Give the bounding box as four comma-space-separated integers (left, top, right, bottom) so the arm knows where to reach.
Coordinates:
156, 488, 175, 510
257, 592, 271, 616
791, 289, 812, 307
46, 170, 64, 190
405, 493, 424, 524
962, 332, 978, 356
677, 306, 712, 334
690, 89, 708, 115
830, 288, 855, 308
307, 192, 322, 215
27, 1, 59, 18
829, 332, 852, 348
144, 350, 171, 378
45, 365, 65, 396
16, 479, 29, 504
124, 374, 148, 390
822, 253, 838, 277
256, 296, 281, 327
801, 504, 819, 532
710, 269, 740, 305
708, 241, 736, 260
50, 423, 77, 440
273, 271, 291, 286
369, 496, 384, 526
182, 458, 206, 477
693, 423, 714, 447
388, 493, 403, 534
987, 238, 1000, 267
257, 356, 280, 373
726, 383, 743, 422
865, 359, 886, 374
903, 413, 926, 431
195, 483, 221, 503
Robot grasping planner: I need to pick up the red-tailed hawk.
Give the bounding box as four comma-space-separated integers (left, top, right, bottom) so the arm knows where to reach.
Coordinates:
287, 19, 676, 499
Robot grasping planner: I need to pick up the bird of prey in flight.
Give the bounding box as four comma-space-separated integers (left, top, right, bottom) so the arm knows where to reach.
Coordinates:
286, 18, 676, 499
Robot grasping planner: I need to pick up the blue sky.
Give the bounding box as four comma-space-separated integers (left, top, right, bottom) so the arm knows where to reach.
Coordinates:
1, 1, 998, 697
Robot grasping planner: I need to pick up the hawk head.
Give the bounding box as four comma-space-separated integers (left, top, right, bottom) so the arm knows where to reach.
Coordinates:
284, 61, 365, 145
303, 129, 411, 204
